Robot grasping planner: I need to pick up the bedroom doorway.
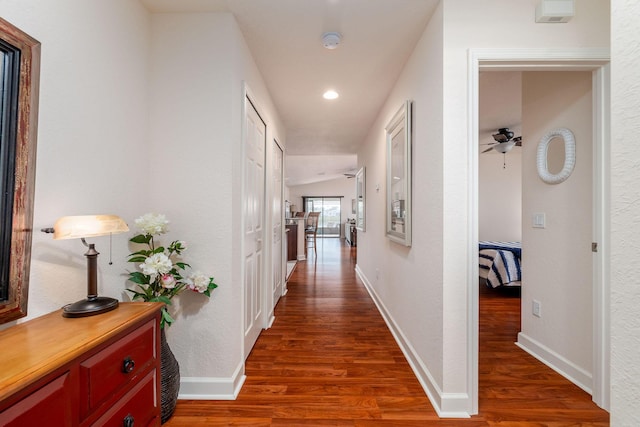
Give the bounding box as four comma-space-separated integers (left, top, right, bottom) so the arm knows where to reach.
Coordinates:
469, 49, 610, 415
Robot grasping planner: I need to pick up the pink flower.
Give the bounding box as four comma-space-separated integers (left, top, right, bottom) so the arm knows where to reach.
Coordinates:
160, 274, 176, 289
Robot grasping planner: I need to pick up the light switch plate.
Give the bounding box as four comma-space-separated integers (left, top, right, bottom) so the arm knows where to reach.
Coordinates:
533, 213, 546, 228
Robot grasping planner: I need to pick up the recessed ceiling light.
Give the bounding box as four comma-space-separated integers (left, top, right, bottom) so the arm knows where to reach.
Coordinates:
323, 90, 339, 100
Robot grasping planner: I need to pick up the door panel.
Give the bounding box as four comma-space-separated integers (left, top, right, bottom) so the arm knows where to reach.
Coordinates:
244, 96, 266, 358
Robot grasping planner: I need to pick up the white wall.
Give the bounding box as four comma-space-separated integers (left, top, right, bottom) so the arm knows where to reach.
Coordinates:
287, 177, 356, 238
147, 11, 285, 396
357, 0, 609, 415
520, 71, 593, 388
0, 0, 150, 324
356, 0, 446, 404
478, 149, 522, 242
611, 1, 640, 424
147, 12, 239, 385
478, 71, 522, 242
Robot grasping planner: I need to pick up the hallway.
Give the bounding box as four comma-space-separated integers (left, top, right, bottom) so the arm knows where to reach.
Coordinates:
166, 238, 608, 426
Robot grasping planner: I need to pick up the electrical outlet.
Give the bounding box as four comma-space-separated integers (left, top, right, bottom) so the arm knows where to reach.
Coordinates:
532, 300, 541, 318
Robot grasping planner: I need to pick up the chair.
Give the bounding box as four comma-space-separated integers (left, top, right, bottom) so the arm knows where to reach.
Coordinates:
305, 212, 320, 257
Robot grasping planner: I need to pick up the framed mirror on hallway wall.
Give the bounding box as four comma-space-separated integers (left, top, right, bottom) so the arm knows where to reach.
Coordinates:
355, 167, 365, 232
385, 100, 412, 246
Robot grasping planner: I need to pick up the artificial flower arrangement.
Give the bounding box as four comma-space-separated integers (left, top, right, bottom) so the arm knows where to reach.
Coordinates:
126, 213, 217, 328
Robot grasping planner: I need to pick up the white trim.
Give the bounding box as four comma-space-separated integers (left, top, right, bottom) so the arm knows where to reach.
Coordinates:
467, 48, 611, 414
591, 64, 611, 410
517, 332, 592, 394
179, 362, 246, 400
274, 138, 288, 300
355, 265, 470, 418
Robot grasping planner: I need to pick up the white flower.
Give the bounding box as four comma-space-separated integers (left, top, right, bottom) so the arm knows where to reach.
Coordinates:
187, 271, 210, 293
135, 213, 169, 236
160, 274, 177, 289
140, 253, 173, 277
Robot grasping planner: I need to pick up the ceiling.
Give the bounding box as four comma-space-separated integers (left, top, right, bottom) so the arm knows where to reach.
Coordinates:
141, 0, 439, 186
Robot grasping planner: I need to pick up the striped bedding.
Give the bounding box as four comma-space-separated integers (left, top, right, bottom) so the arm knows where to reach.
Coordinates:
479, 241, 521, 288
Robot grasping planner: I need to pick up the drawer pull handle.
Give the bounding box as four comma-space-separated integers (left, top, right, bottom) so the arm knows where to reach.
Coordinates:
123, 414, 134, 427
122, 357, 135, 374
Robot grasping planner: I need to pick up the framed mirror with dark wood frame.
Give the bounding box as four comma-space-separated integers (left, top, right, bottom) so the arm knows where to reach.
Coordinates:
0, 18, 40, 324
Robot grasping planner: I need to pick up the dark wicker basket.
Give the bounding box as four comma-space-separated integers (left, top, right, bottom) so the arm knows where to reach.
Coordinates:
160, 329, 180, 424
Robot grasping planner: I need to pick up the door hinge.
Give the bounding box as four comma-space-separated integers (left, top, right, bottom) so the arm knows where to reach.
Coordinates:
592, 242, 598, 253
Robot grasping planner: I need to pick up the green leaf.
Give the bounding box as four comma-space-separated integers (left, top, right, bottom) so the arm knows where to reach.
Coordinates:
161, 308, 174, 328
128, 272, 150, 285
129, 249, 152, 257
157, 295, 172, 305
153, 246, 165, 254
130, 234, 152, 244
125, 289, 147, 300
127, 256, 147, 263
175, 262, 190, 270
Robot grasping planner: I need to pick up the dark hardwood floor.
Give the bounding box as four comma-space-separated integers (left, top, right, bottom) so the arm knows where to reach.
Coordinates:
165, 238, 609, 426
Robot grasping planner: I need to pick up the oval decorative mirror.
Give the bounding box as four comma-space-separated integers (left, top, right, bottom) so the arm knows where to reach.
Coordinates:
536, 128, 575, 185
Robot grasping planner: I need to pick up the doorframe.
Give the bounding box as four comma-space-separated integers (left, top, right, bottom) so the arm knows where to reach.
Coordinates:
269, 137, 286, 326
467, 48, 610, 414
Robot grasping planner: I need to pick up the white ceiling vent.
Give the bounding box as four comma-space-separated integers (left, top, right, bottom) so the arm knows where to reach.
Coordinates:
322, 32, 342, 49
535, 0, 574, 23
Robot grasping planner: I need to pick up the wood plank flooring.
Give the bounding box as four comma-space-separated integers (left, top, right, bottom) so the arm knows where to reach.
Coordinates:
165, 238, 609, 426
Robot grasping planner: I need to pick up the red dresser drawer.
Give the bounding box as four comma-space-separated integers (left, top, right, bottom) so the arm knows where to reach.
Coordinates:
80, 319, 156, 417
91, 370, 158, 427
0, 372, 74, 426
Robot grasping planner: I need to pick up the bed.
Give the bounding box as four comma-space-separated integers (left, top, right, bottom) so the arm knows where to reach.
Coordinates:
479, 241, 521, 288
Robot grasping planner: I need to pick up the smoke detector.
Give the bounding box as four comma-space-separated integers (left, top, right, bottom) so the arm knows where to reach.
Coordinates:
322, 32, 342, 49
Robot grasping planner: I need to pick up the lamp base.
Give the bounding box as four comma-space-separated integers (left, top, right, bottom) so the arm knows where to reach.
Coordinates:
62, 296, 119, 318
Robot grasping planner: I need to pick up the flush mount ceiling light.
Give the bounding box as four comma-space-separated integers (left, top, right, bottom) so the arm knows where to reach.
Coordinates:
323, 90, 339, 100
322, 32, 342, 49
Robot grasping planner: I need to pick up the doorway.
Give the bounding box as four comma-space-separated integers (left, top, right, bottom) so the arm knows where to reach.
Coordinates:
468, 49, 610, 415
303, 196, 342, 237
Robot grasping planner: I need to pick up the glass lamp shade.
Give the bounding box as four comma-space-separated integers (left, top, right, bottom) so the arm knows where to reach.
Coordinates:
494, 141, 515, 154
51, 214, 129, 318
53, 215, 129, 240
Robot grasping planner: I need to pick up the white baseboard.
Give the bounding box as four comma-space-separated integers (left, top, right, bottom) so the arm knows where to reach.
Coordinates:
355, 264, 471, 418
516, 332, 592, 394
178, 361, 246, 400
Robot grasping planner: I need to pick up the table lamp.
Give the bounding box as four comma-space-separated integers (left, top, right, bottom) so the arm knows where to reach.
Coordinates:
46, 214, 129, 318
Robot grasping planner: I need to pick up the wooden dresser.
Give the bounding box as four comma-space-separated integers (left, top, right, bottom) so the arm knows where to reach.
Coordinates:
0, 302, 163, 426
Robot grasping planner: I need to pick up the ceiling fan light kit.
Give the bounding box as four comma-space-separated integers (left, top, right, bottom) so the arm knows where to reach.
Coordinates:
481, 127, 523, 168
494, 141, 515, 154
492, 128, 514, 143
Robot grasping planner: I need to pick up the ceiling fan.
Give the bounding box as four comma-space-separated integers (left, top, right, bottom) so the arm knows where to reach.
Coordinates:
481, 128, 522, 154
